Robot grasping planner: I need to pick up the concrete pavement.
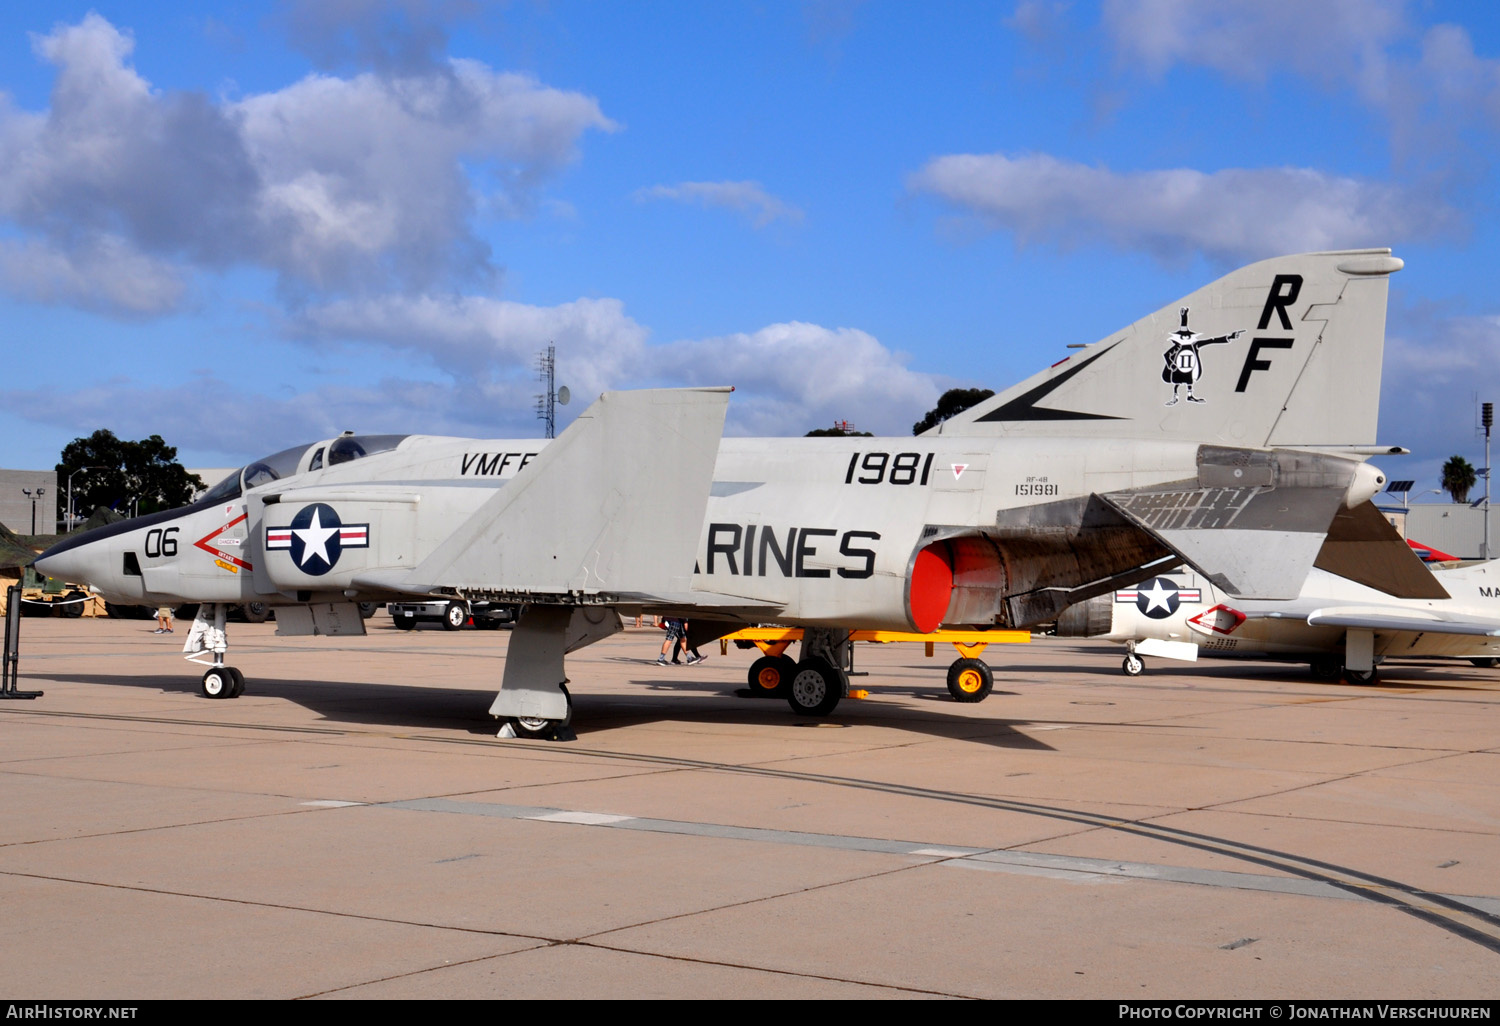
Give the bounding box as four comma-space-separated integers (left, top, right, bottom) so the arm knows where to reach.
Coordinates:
1, 616, 1497, 998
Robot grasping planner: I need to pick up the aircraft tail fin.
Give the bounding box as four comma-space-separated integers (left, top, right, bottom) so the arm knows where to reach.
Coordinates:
401, 388, 730, 599
936, 249, 1401, 448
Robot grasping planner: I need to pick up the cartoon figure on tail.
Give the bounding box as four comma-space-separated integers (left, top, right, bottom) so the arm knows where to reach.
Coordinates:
1162, 308, 1245, 406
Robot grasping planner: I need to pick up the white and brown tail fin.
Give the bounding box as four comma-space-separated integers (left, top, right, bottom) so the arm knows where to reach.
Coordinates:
935, 249, 1401, 448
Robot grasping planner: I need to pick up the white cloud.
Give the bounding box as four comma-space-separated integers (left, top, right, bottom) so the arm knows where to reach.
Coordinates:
1, 374, 560, 463
908, 152, 1453, 264
658, 321, 940, 436
634, 180, 803, 228
1101, 0, 1405, 89
0, 13, 616, 313
291, 296, 940, 436
1097, 0, 1500, 166
1380, 311, 1500, 480
0, 235, 186, 316
287, 294, 649, 399
1007, 1, 1075, 44
6, 298, 944, 457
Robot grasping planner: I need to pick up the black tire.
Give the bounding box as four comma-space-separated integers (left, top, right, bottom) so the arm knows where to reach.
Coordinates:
786, 657, 844, 717
509, 684, 571, 739
1122, 653, 1145, 676
1343, 667, 1378, 685
242, 602, 271, 624
747, 655, 796, 697
228, 667, 245, 698
357, 602, 379, 619
201, 667, 234, 699
61, 591, 86, 618
394, 613, 417, 631
946, 658, 993, 702
443, 602, 468, 630
1310, 658, 1343, 680
1469, 657, 1499, 668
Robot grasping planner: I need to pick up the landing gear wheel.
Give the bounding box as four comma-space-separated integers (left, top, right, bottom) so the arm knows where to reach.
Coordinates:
1310, 658, 1343, 680
1469, 657, 1499, 668
747, 655, 796, 697
200, 667, 235, 699
242, 602, 271, 624
394, 614, 417, 631
1122, 653, 1145, 676
357, 602, 379, 619
786, 657, 844, 717
946, 658, 993, 702
227, 666, 245, 698
443, 602, 468, 630
1343, 667, 1378, 685
509, 684, 572, 739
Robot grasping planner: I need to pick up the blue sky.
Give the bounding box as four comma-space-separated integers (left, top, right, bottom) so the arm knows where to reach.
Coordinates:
1, 0, 1498, 498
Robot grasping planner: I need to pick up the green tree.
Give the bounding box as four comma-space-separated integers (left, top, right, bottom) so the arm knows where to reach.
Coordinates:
805, 425, 873, 437
56, 430, 205, 525
912, 388, 995, 435
1441, 455, 1477, 504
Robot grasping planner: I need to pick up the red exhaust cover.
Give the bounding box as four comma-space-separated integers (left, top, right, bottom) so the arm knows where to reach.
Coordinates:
909, 544, 954, 633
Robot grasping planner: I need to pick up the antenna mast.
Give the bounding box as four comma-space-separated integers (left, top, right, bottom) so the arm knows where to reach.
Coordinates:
535, 343, 556, 439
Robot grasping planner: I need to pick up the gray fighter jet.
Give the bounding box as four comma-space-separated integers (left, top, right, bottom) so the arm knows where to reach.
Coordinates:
36, 249, 1402, 738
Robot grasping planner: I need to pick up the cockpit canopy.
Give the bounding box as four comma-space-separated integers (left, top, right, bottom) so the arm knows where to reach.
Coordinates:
198, 434, 409, 505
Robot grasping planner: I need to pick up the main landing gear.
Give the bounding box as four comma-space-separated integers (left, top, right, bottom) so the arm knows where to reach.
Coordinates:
491, 606, 619, 741
737, 629, 855, 715
500, 684, 574, 740
186, 604, 246, 699
740, 629, 1002, 711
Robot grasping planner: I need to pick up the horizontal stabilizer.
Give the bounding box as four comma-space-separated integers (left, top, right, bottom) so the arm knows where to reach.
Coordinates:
1313, 501, 1449, 599
395, 388, 731, 600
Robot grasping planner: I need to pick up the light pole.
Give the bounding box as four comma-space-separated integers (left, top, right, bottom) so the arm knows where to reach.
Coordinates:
1484, 403, 1493, 560
20, 487, 44, 535
66, 467, 101, 533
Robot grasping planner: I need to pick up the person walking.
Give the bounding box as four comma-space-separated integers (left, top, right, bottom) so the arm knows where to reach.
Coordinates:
681, 620, 706, 665
657, 617, 685, 664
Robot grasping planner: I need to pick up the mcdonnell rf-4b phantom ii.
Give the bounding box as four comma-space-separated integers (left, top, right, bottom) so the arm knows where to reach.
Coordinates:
37, 249, 1404, 739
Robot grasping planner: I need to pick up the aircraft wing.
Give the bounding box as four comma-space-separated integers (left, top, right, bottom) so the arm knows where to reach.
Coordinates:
1304, 609, 1500, 637
354, 387, 741, 606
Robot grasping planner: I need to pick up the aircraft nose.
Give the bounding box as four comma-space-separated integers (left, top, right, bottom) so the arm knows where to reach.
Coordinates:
33, 548, 76, 581
34, 537, 100, 585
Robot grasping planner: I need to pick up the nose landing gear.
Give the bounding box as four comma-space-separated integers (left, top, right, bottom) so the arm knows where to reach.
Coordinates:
186, 604, 246, 699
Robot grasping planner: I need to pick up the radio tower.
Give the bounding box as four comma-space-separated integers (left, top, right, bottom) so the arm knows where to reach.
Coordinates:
535, 343, 557, 439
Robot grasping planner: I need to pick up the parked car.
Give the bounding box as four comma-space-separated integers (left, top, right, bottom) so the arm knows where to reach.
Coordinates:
389, 599, 516, 631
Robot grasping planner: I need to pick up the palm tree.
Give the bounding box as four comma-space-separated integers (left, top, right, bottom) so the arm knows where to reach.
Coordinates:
1442, 455, 1477, 503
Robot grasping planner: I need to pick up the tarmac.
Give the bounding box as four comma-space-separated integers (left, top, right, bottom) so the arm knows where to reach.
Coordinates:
1, 615, 1498, 1000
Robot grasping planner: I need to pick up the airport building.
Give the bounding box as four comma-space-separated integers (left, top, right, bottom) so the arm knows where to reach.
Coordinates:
0, 468, 58, 535
1397, 503, 1495, 561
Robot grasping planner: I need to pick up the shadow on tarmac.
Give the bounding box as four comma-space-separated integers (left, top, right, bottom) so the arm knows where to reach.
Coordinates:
22, 668, 1067, 749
